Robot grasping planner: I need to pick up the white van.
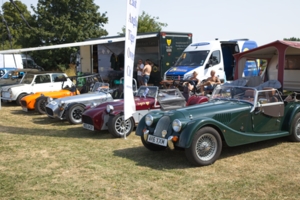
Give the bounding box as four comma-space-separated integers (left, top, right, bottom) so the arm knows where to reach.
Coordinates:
163, 39, 258, 82
0, 54, 23, 69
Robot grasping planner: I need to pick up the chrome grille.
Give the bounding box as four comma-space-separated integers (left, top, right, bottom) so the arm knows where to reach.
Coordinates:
46, 107, 54, 116
21, 100, 27, 107
166, 75, 184, 81
153, 116, 170, 137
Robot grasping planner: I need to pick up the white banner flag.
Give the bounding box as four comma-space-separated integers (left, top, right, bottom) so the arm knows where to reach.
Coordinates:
124, 0, 140, 120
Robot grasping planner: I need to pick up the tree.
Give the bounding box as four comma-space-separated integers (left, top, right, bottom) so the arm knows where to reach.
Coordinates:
119, 11, 168, 35
27, 0, 109, 70
0, 1, 32, 50
284, 37, 300, 41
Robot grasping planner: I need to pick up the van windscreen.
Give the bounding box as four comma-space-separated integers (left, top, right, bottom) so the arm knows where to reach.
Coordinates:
174, 51, 209, 67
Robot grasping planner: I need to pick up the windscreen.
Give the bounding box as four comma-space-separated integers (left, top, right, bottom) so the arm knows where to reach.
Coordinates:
174, 51, 209, 67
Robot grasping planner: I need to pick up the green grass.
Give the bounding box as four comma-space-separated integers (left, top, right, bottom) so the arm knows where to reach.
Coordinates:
1, 104, 300, 199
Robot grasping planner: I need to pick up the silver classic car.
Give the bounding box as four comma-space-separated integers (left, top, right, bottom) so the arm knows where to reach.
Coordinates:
45, 82, 115, 124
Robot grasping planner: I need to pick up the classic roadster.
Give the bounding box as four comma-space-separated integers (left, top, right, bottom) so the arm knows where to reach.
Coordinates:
81, 86, 208, 138
20, 74, 101, 114
45, 82, 113, 124
135, 84, 300, 166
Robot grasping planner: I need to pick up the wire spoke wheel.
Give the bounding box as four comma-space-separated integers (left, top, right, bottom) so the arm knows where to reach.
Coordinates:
195, 133, 218, 161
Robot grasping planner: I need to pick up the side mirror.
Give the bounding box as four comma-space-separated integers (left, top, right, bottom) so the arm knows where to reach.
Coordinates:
205, 63, 211, 69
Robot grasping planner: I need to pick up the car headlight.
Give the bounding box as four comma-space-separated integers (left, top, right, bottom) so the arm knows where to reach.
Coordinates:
47, 97, 53, 103
172, 119, 182, 132
106, 105, 114, 113
91, 102, 97, 108
145, 114, 154, 126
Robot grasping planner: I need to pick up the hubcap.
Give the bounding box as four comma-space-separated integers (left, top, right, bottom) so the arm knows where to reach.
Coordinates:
72, 108, 83, 121
195, 133, 217, 161
295, 119, 300, 139
115, 116, 132, 136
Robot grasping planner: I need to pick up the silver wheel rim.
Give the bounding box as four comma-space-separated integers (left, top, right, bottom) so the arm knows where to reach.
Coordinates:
71, 107, 83, 123
195, 133, 217, 161
295, 118, 300, 139
115, 116, 132, 136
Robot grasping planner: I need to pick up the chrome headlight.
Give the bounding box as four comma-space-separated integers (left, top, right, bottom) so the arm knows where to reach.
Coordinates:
106, 105, 114, 113
47, 97, 53, 103
145, 114, 154, 126
172, 119, 182, 132
59, 100, 65, 107
91, 102, 97, 108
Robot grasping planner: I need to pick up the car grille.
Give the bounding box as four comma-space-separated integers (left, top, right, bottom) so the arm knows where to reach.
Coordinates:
166, 75, 184, 81
153, 116, 170, 137
21, 100, 27, 107
46, 107, 54, 116
82, 115, 94, 125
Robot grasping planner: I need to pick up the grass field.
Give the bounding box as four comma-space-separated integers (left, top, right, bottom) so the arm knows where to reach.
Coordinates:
1, 103, 300, 199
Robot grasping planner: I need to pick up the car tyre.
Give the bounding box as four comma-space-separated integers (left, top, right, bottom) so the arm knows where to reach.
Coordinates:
35, 96, 48, 114
185, 127, 222, 166
288, 113, 300, 142
66, 104, 85, 124
108, 114, 134, 138
17, 93, 27, 106
141, 134, 167, 151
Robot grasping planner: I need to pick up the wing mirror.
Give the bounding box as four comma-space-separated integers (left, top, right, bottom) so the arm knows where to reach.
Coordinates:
254, 102, 262, 114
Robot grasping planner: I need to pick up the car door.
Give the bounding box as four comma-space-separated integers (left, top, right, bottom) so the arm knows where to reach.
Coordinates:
51, 73, 68, 90
251, 89, 284, 133
32, 74, 53, 93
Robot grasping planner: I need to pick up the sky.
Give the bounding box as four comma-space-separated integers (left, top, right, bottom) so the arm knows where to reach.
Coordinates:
8, 0, 300, 46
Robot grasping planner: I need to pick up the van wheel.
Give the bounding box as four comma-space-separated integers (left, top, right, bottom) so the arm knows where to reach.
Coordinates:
66, 104, 85, 124
35, 96, 48, 114
17, 93, 27, 106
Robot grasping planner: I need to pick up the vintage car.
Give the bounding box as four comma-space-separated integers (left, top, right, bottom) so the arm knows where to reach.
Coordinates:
45, 78, 138, 124
81, 86, 209, 138
1, 71, 73, 105
45, 82, 115, 124
20, 74, 101, 114
135, 84, 300, 166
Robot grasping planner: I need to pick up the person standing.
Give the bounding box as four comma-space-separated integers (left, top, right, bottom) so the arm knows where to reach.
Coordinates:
142, 59, 152, 86
136, 59, 144, 87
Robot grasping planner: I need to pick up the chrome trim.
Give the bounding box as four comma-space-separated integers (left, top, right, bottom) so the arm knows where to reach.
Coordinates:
143, 130, 149, 141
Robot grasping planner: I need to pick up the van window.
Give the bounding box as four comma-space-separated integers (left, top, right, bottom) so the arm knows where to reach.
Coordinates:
174, 51, 209, 67
209, 51, 221, 66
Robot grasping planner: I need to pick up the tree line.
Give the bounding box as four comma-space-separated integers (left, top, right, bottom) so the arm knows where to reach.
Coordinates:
0, 0, 167, 71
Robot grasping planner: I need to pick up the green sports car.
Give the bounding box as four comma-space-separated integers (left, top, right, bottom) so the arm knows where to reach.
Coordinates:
135, 84, 300, 166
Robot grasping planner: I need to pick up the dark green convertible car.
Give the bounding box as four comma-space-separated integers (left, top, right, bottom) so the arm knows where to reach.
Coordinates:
135, 84, 300, 166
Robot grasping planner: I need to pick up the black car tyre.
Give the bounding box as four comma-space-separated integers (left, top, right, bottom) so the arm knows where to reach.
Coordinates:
35, 96, 48, 114
141, 134, 167, 151
66, 104, 85, 124
185, 127, 222, 166
17, 93, 27, 106
289, 113, 300, 142
108, 114, 134, 138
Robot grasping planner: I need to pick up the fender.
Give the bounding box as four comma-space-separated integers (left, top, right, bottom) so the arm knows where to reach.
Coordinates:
285, 103, 300, 132
65, 102, 86, 112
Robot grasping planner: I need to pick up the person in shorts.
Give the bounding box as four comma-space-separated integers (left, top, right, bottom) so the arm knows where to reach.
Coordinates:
142, 59, 152, 86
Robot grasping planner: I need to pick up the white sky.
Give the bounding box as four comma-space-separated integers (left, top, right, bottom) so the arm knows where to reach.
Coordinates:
9, 0, 300, 46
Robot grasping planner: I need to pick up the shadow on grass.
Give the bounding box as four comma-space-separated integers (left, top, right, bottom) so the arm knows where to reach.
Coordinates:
0, 124, 113, 140
113, 137, 288, 169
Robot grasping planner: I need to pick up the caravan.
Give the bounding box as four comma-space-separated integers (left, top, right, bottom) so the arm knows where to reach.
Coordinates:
163, 39, 259, 82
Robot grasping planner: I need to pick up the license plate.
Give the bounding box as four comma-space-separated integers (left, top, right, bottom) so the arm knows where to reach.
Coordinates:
83, 123, 94, 131
50, 101, 57, 105
22, 107, 28, 112
147, 135, 168, 146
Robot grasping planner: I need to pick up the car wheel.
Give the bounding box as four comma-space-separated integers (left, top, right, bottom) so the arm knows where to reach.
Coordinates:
185, 127, 222, 166
35, 96, 48, 114
66, 104, 85, 124
289, 113, 300, 142
107, 114, 134, 138
17, 93, 27, 106
141, 134, 167, 151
